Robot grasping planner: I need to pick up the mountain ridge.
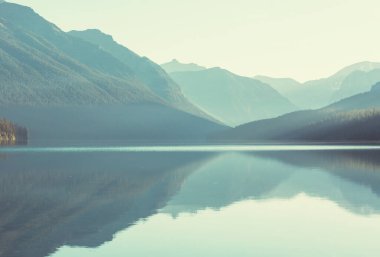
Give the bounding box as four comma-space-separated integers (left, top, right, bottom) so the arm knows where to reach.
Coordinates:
169, 67, 297, 126
161, 59, 206, 73
214, 82, 380, 142
68, 29, 215, 120
256, 61, 380, 109
0, 2, 227, 141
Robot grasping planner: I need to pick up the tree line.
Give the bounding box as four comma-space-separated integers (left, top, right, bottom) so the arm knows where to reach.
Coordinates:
0, 119, 27, 144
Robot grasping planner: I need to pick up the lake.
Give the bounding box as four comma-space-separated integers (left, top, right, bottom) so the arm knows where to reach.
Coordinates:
0, 145, 380, 257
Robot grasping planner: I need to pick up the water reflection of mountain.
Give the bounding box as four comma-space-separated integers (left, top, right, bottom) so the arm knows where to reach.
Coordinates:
0, 152, 213, 257
163, 151, 380, 216
1, 150, 380, 257
255, 150, 380, 196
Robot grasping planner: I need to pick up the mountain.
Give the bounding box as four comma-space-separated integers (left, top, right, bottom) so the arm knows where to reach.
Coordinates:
169, 68, 297, 126
161, 59, 206, 73
215, 82, 380, 142
0, 105, 226, 145
297, 61, 380, 109
329, 82, 380, 111
257, 61, 380, 109
327, 61, 380, 79
68, 30, 204, 116
0, 2, 155, 105
0, 2, 226, 142
254, 76, 302, 101
331, 68, 380, 103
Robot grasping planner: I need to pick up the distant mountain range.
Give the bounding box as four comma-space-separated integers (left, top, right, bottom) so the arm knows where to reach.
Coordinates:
1, 2, 379, 143
167, 67, 297, 126
215, 82, 380, 142
256, 61, 380, 109
0, 2, 226, 142
164, 59, 380, 128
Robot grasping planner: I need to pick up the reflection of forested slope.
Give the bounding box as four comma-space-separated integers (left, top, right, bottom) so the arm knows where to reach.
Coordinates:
164, 151, 380, 217
0, 152, 212, 257
256, 150, 380, 196
163, 153, 294, 215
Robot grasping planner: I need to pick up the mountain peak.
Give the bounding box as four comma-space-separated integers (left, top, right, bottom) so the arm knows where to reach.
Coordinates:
206, 67, 231, 75
0, 2, 37, 18
69, 29, 115, 44
332, 61, 380, 79
371, 82, 380, 92
161, 59, 206, 73
80, 28, 108, 35
0, 2, 61, 33
349, 61, 380, 70
255, 75, 300, 84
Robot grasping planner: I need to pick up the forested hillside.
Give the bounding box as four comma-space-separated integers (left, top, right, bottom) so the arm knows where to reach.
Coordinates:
0, 119, 27, 144
0, 2, 225, 143
214, 82, 380, 142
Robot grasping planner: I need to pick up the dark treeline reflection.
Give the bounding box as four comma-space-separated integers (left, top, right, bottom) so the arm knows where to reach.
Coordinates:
1, 150, 380, 257
255, 150, 380, 196
0, 152, 213, 257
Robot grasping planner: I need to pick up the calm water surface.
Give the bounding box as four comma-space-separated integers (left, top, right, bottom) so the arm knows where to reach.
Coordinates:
0, 146, 380, 257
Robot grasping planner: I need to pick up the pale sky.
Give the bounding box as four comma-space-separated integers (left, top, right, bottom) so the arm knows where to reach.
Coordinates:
9, 0, 380, 82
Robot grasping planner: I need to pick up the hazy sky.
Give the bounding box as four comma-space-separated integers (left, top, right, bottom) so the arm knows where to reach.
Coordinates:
9, 0, 380, 82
